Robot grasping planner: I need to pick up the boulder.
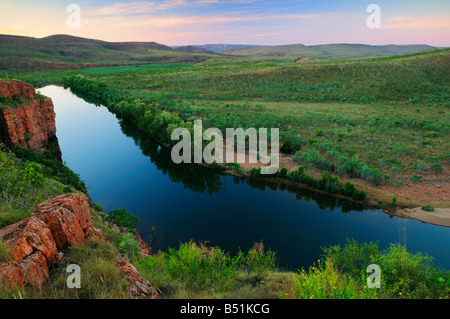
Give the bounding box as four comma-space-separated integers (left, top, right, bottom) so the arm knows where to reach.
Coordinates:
33, 193, 103, 250
116, 260, 161, 299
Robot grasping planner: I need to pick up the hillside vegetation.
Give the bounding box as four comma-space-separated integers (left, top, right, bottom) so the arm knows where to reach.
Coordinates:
221, 43, 437, 58
0, 34, 213, 73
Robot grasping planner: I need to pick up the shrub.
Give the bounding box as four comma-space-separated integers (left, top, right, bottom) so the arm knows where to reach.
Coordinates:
424, 131, 439, 138
118, 233, 141, 262
321, 240, 450, 299
414, 161, 427, 172
278, 167, 288, 178
165, 241, 241, 292
104, 208, 139, 231
341, 182, 356, 197
421, 205, 435, 212
62, 186, 73, 193
291, 258, 375, 299
93, 203, 104, 212
352, 190, 366, 202
242, 241, 277, 281
248, 167, 261, 177
429, 163, 443, 175
280, 138, 303, 154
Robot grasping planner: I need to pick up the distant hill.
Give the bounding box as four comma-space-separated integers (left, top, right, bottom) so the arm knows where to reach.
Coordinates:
174, 45, 223, 55
188, 44, 264, 52
0, 34, 210, 73
221, 43, 437, 58
0, 34, 441, 73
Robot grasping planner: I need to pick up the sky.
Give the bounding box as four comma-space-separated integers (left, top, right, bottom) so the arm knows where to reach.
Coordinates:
0, 0, 449, 46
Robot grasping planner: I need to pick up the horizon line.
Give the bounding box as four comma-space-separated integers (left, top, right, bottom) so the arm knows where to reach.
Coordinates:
1, 33, 448, 48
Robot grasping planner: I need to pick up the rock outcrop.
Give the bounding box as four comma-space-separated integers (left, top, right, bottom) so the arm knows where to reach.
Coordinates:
33, 194, 103, 250
0, 193, 161, 299
0, 80, 58, 153
116, 260, 161, 299
0, 194, 102, 289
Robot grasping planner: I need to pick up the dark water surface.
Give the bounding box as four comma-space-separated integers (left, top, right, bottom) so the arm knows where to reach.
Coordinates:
39, 85, 450, 271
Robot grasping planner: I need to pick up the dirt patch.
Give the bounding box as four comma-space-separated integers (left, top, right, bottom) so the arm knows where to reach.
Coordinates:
395, 207, 450, 228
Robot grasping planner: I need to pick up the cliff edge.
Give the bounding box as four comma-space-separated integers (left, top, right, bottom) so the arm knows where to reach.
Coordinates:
0, 80, 58, 153
0, 193, 160, 299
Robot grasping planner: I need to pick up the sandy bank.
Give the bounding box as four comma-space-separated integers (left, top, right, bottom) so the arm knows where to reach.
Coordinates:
393, 207, 450, 228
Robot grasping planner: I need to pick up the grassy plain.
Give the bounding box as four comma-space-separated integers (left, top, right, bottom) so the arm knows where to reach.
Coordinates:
10, 48, 450, 212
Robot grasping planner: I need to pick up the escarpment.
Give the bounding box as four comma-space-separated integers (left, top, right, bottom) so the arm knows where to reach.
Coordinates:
0, 80, 58, 153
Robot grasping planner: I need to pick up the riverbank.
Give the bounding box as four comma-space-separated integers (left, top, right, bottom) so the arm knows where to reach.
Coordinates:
61, 76, 449, 228
394, 207, 450, 228
200, 150, 450, 228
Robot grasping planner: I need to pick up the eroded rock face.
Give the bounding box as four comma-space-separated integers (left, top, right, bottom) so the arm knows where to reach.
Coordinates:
0, 80, 57, 153
0, 216, 59, 264
116, 260, 161, 299
33, 193, 103, 250
0, 194, 103, 289
0, 80, 36, 100
0, 194, 158, 299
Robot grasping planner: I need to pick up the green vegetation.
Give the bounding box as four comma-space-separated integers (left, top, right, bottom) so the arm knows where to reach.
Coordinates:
1, 38, 448, 300
308, 239, 450, 299
7, 146, 87, 193
422, 205, 435, 212
135, 240, 280, 298
104, 208, 139, 231
0, 143, 88, 230
0, 34, 210, 73
0, 240, 11, 263
132, 239, 450, 299
47, 48, 448, 209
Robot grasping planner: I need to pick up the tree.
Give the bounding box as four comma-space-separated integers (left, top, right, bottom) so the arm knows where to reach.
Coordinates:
429, 163, 442, 175
105, 208, 139, 230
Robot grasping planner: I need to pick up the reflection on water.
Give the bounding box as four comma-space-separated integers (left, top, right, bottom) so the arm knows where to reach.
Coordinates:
41, 85, 450, 271
119, 120, 223, 195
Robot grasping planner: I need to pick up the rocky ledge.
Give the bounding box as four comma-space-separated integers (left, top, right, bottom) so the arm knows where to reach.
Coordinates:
0, 80, 58, 153
0, 193, 160, 299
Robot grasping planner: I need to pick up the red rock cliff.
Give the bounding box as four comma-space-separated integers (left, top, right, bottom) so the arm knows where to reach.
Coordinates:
0, 194, 160, 299
0, 80, 57, 153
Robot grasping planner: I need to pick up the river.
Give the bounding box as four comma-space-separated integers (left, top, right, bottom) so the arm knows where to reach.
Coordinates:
39, 85, 450, 271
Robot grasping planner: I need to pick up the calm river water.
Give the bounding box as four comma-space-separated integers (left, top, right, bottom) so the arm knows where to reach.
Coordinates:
39, 85, 450, 271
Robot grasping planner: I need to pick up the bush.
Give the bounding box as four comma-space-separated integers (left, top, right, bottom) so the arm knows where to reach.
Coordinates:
165, 241, 241, 292
341, 182, 356, 197
429, 163, 443, 175
62, 186, 73, 193
280, 138, 303, 154
93, 203, 104, 212
248, 167, 261, 177
118, 233, 141, 262
278, 167, 288, 178
352, 190, 366, 202
242, 241, 277, 281
291, 257, 375, 299
320, 239, 450, 299
421, 205, 435, 212
104, 208, 139, 231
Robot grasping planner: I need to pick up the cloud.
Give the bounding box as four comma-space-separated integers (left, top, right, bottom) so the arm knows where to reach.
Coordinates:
383, 16, 450, 29
88, 0, 189, 16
